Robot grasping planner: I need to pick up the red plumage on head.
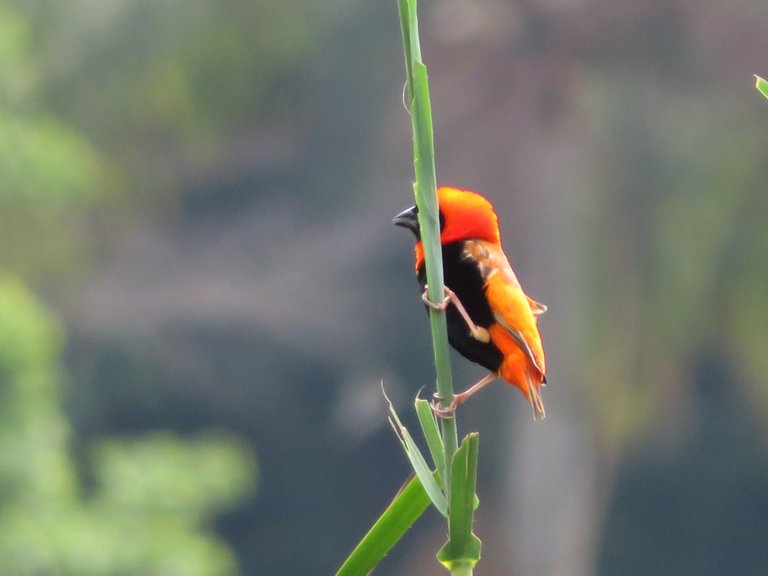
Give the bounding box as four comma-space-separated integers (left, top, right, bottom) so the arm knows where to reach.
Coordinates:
415, 187, 501, 270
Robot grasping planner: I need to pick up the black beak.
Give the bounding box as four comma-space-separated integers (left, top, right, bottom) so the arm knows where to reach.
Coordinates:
392, 205, 420, 236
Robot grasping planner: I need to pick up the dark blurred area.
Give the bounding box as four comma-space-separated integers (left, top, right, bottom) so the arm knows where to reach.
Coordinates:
2, 0, 768, 574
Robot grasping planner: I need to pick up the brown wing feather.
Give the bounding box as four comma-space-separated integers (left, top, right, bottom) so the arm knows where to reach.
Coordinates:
463, 240, 546, 377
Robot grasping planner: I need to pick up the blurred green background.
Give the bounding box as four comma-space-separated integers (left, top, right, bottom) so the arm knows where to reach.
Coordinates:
2, 0, 768, 574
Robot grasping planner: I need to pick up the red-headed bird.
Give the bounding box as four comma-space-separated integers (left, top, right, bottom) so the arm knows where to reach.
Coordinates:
394, 186, 547, 419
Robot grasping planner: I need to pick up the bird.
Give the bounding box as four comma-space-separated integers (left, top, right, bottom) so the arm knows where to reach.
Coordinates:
393, 186, 547, 419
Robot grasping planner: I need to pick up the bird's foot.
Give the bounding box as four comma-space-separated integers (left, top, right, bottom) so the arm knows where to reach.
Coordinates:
430, 373, 498, 418
430, 395, 458, 418
421, 286, 451, 311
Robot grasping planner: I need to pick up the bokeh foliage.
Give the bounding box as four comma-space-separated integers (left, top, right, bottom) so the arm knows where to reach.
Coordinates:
0, 2, 257, 573
0, 277, 256, 575
2, 0, 768, 574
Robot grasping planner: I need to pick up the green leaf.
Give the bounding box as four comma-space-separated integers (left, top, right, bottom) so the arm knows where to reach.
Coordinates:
397, 0, 413, 105
335, 474, 431, 576
415, 398, 446, 485
403, 0, 458, 445
756, 75, 768, 100
386, 395, 448, 516
437, 434, 482, 569
411, 62, 439, 278
395, 2, 482, 574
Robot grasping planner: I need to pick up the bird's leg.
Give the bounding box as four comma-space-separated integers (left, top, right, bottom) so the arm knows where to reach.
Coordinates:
431, 372, 497, 417
422, 285, 490, 343
421, 284, 452, 311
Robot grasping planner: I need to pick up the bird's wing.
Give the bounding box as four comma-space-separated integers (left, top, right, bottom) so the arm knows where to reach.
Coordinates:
491, 311, 545, 375
463, 240, 546, 375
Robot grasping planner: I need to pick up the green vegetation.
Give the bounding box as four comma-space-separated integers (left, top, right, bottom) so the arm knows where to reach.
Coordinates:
0, 3, 256, 573
2, 0, 768, 574
0, 277, 256, 575
338, 1, 481, 573
756, 75, 768, 99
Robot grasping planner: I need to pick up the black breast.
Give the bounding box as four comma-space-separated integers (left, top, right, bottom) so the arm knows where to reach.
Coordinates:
417, 241, 504, 373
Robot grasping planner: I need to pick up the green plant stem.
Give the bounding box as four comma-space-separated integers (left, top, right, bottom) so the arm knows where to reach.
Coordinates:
338, 2, 481, 573
450, 565, 474, 576
399, 2, 477, 575
398, 0, 459, 487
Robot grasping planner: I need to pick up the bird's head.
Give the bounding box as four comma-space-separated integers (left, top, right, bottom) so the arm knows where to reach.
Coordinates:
393, 186, 501, 246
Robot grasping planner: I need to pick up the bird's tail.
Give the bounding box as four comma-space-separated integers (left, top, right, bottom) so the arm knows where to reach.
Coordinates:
526, 373, 546, 421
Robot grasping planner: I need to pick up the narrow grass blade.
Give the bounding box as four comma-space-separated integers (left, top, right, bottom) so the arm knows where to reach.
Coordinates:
411, 62, 439, 289
398, 0, 414, 104
437, 433, 482, 569
387, 396, 448, 516
410, 40, 457, 441
335, 474, 431, 576
398, 0, 459, 458
415, 398, 446, 485
412, 63, 436, 205
756, 75, 768, 100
